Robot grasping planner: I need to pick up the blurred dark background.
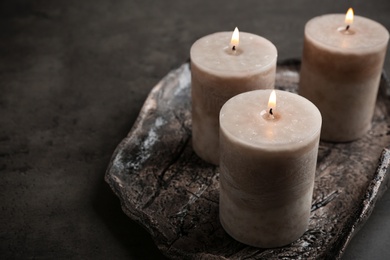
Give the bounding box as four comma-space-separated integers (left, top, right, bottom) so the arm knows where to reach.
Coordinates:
1, 0, 389, 259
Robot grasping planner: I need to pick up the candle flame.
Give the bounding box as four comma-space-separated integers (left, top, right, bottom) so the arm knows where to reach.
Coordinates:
268, 90, 276, 111
230, 27, 239, 50
345, 8, 354, 25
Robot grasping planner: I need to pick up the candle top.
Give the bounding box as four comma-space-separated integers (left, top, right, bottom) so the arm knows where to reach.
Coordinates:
190, 31, 277, 77
305, 14, 389, 52
220, 90, 322, 152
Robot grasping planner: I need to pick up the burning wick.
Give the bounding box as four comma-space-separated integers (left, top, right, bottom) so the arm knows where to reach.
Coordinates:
338, 8, 354, 34
261, 90, 277, 120
345, 8, 354, 31
230, 27, 239, 52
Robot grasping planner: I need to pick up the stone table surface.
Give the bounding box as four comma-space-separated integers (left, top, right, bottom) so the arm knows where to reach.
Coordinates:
1, 0, 389, 259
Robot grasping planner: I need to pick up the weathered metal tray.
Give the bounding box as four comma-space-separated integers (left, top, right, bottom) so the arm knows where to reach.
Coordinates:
105, 60, 390, 259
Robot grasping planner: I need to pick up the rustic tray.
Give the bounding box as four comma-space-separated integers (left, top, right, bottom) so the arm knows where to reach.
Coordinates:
105, 60, 390, 259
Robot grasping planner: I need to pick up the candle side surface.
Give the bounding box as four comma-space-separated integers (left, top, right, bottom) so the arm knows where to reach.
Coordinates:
300, 14, 389, 142
191, 63, 276, 164
219, 89, 321, 247
191, 32, 277, 164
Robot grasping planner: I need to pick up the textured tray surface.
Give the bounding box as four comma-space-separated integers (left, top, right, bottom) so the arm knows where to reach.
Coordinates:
105, 60, 390, 259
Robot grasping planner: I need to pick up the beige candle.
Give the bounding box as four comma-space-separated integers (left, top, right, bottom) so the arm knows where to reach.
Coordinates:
299, 9, 389, 142
191, 28, 277, 165
219, 89, 321, 248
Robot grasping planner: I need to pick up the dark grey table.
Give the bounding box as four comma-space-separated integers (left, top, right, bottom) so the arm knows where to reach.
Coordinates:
1, 0, 389, 259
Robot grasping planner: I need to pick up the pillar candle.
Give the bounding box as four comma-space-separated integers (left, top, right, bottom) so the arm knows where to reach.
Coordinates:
299, 9, 389, 142
219, 89, 321, 248
191, 29, 277, 165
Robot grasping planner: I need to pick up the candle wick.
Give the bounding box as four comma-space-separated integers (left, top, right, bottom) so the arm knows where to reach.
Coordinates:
269, 108, 273, 115
346, 25, 350, 31
232, 45, 236, 51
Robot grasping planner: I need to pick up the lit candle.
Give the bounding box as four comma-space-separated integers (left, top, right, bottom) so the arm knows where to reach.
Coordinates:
299, 8, 389, 142
219, 89, 321, 248
191, 28, 277, 165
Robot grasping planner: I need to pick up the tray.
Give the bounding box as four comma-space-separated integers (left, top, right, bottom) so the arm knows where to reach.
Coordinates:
105, 60, 390, 259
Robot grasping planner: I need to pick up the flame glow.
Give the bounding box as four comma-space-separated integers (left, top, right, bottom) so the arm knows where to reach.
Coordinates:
268, 90, 276, 111
345, 8, 354, 25
230, 27, 239, 49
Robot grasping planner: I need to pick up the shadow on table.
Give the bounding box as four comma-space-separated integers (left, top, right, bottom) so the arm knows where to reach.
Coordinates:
93, 178, 168, 259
